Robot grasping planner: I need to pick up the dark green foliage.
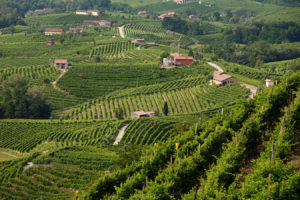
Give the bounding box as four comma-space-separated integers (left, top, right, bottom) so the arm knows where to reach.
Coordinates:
113, 145, 143, 168
162, 17, 202, 36
163, 101, 169, 116
0, 76, 51, 119
114, 108, 124, 120
206, 41, 300, 67
224, 21, 300, 44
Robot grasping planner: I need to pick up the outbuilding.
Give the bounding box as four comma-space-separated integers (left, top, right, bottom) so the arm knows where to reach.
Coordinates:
45, 28, 63, 35
54, 59, 68, 69
265, 79, 274, 87
131, 111, 155, 118
213, 71, 236, 86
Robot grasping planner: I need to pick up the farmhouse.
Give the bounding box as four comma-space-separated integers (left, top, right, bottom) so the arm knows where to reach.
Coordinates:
99, 20, 111, 27
54, 59, 68, 69
132, 39, 145, 43
34, 8, 53, 14
265, 79, 274, 87
46, 40, 55, 46
158, 12, 177, 19
44, 28, 63, 35
138, 11, 147, 15
131, 111, 155, 118
174, 56, 193, 66
68, 28, 84, 33
83, 20, 111, 27
213, 71, 236, 86
75, 10, 100, 16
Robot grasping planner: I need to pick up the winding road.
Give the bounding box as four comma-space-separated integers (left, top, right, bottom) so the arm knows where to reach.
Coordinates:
207, 62, 257, 98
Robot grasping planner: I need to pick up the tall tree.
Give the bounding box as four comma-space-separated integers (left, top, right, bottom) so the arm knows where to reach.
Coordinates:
163, 101, 169, 116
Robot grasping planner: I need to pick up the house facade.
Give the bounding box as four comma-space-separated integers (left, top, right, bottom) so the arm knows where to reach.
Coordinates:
45, 28, 63, 35
213, 71, 236, 86
158, 12, 177, 19
54, 59, 68, 69
174, 56, 193, 66
75, 10, 100, 16
265, 79, 274, 87
132, 39, 145, 43
131, 111, 155, 118
83, 20, 111, 27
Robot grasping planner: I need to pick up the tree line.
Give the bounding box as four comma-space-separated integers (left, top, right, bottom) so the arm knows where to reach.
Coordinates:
205, 41, 300, 67
162, 17, 203, 36
224, 21, 300, 44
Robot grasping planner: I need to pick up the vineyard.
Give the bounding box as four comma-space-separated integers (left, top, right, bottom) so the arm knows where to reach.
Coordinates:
0, 120, 122, 152
65, 84, 249, 120
0, 145, 120, 200
120, 118, 176, 145
57, 63, 214, 98
83, 72, 300, 200
0, 65, 59, 82
89, 41, 135, 57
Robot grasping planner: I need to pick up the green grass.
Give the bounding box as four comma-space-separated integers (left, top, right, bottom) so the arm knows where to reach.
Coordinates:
0, 151, 17, 162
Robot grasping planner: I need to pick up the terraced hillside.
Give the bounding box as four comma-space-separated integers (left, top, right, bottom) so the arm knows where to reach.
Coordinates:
0, 120, 123, 152
65, 84, 249, 120
0, 146, 119, 200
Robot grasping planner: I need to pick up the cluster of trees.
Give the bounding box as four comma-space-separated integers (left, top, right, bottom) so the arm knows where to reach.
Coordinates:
162, 17, 203, 35
0, 0, 111, 28
224, 21, 300, 44
0, 76, 51, 119
205, 41, 300, 67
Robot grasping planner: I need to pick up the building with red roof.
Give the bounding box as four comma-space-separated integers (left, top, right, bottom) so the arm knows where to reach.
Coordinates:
45, 28, 63, 35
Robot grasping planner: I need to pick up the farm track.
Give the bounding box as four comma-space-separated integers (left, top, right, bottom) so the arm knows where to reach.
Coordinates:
51, 69, 68, 94
118, 25, 125, 38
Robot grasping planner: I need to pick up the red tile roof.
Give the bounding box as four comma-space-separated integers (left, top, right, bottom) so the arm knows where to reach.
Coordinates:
54, 59, 68, 64
174, 56, 193, 60
265, 79, 274, 82
45, 28, 63, 32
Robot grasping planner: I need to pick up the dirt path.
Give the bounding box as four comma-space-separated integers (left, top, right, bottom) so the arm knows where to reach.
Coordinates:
51, 69, 68, 94
207, 62, 257, 98
118, 25, 125, 38
23, 162, 54, 171
207, 62, 223, 71
113, 125, 128, 145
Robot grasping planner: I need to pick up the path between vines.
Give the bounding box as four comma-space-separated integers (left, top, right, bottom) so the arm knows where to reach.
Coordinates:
207, 62, 258, 98
118, 25, 125, 38
51, 69, 68, 94
113, 125, 128, 145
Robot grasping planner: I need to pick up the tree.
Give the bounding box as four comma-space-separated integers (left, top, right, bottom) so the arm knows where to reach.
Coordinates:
95, 56, 101, 63
114, 108, 124, 120
188, 49, 194, 57
163, 102, 169, 116
0, 76, 51, 119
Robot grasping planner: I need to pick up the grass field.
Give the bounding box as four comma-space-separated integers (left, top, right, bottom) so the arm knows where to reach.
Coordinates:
0, 151, 17, 162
